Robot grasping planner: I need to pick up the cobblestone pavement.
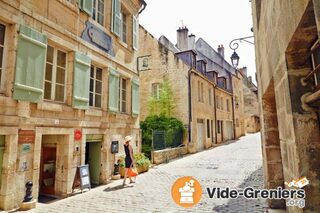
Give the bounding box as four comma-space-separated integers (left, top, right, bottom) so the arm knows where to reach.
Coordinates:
24, 133, 268, 213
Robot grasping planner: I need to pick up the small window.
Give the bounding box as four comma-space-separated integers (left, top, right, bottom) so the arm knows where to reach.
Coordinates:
0, 23, 5, 92
120, 78, 127, 113
89, 65, 102, 108
208, 88, 212, 105
44, 45, 67, 102
121, 12, 127, 43
93, 0, 104, 26
152, 83, 161, 100
207, 119, 210, 138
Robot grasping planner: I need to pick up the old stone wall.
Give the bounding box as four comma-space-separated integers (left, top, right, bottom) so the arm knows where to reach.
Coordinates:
151, 146, 188, 165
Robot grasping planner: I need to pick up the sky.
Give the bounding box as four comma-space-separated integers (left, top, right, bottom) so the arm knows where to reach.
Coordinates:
139, 0, 256, 84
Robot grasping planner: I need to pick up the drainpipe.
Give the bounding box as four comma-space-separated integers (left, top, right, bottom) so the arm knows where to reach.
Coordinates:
213, 84, 217, 144
230, 73, 236, 140
188, 68, 193, 143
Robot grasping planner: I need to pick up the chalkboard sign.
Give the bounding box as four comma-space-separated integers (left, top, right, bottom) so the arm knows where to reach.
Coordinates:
72, 165, 91, 193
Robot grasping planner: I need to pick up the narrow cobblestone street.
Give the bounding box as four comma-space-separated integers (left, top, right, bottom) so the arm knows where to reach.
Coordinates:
24, 133, 267, 213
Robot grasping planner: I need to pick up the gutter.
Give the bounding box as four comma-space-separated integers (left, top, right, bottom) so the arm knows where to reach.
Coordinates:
188, 67, 193, 143
229, 72, 236, 139
213, 84, 217, 144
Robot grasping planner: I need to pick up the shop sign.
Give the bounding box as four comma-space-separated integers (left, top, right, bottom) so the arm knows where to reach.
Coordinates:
18, 130, 35, 144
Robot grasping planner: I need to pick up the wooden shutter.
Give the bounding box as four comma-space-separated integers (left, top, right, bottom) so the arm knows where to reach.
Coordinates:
80, 0, 93, 16
132, 15, 138, 50
108, 68, 120, 112
13, 25, 47, 103
112, 0, 121, 36
73, 52, 91, 109
132, 79, 139, 115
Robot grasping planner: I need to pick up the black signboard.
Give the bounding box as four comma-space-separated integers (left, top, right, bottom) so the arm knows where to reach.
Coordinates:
72, 164, 91, 192
111, 141, 119, 153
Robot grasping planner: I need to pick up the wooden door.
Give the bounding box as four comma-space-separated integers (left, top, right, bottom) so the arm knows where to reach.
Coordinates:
40, 146, 56, 195
86, 142, 101, 186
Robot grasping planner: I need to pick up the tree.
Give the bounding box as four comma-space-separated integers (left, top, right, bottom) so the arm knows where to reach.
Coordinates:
147, 79, 176, 117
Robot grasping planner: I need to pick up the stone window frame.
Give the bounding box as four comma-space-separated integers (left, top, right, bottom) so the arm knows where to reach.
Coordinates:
44, 45, 68, 103
119, 77, 128, 113
93, 0, 105, 26
0, 22, 6, 93
89, 65, 103, 108
151, 83, 161, 100
198, 81, 204, 103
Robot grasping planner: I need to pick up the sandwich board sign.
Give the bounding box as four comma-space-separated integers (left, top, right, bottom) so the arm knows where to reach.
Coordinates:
72, 164, 91, 192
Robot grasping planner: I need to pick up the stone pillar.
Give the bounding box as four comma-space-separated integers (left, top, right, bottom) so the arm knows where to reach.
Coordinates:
32, 131, 42, 199
261, 80, 286, 209
0, 135, 18, 211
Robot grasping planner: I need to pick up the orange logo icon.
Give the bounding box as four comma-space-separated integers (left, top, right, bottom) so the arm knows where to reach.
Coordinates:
171, 176, 202, 208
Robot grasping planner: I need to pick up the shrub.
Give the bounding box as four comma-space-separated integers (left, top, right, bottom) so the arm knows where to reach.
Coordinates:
118, 153, 151, 168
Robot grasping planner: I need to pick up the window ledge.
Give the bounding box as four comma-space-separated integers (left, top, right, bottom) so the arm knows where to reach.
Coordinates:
118, 40, 128, 49
85, 108, 103, 117
37, 102, 63, 112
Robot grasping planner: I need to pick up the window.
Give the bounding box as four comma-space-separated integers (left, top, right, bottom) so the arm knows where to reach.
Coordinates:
311, 40, 320, 89
44, 45, 67, 102
93, 0, 104, 26
227, 99, 230, 112
208, 88, 212, 105
207, 119, 210, 138
198, 81, 204, 102
121, 12, 127, 43
120, 78, 127, 113
152, 83, 161, 100
89, 65, 102, 107
0, 23, 5, 92
217, 120, 221, 134
220, 97, 224, 110
216, 95, 220, 109
211, 120, 214, 142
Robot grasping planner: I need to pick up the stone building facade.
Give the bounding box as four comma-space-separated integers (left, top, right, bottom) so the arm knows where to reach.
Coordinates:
139, 26, 246, 153
252, 0, 320, 211
0, 0, 145, 210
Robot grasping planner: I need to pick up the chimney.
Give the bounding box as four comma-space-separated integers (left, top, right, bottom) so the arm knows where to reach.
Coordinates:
188, 34, 195, 49
248, 76, 252, 83
176, 26, 189, 51
217, 44, 224, 58
241, 66, 247, 76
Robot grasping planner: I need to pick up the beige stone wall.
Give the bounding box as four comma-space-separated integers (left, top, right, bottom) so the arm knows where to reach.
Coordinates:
0, 0, 142, 210
252, 0, 320, 211
151, 146, 187, 165
189, 71, 216, 153
232, 74, 246, 139
215, 88, 233, 143
138, 27, 190, 125
245, 116, 260, 133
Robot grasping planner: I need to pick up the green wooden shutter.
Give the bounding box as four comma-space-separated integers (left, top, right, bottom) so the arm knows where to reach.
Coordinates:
132, 15, 138, 50
132, 80, 139, 115
73, 52, 91, 109
80, 0, 93, 16
108, 68, 120, 112
13, 25, 47, 103
112, 0, 121, 36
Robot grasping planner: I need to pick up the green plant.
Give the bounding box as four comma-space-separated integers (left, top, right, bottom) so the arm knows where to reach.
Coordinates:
118, 153, 151, 168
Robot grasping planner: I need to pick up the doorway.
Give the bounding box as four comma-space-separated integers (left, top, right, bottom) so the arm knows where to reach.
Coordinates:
39, 146, 57, 196
197, 119, 204, 151
85, 142, 101, 186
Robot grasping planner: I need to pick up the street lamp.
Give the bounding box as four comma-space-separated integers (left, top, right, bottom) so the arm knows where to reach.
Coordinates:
229, 36, 254, 68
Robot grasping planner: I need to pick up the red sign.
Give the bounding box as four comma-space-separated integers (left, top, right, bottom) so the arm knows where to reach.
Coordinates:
18, 130, 35, 144
74, 129, 82, 141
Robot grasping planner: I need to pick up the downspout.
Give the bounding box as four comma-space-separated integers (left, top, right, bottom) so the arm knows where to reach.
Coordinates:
188, 68, 193, 143
230, 72, 236, 139
213, 84, 217, 144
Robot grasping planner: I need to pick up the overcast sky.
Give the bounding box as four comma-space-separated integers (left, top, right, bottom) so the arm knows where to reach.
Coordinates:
139, 0, 256, 84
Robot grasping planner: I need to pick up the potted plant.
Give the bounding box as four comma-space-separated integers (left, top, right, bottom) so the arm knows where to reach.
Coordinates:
118, 153, 151, 177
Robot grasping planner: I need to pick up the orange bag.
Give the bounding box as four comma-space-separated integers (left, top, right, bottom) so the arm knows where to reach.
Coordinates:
128, 167, 138, 177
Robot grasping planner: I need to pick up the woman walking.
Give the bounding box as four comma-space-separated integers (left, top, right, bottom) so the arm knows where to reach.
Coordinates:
122, 135, 135, 186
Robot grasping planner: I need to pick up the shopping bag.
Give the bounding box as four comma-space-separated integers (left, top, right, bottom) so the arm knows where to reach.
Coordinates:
128, 167, 138, 177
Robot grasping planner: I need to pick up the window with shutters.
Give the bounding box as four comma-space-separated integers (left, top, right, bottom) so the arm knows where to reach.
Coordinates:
108, 68, 120, 112
93, 0, 104, 26
132, 80, 139, 115
132, 15, 138, 50
121, 12, 127, 43
112, 0, 121, 36
0, 23, 5, 92
152, 83, 161, 100
119, 78, 127, 113
89, 65, 102, 108
44, 45, 67, 102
